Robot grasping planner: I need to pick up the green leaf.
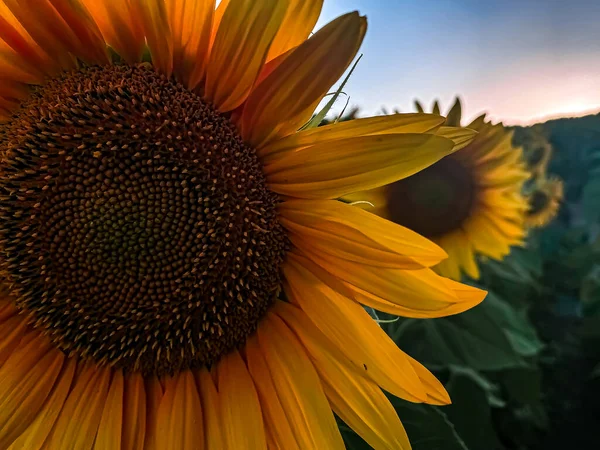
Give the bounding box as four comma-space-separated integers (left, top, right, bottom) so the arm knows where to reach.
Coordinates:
582, 176, 600, 224
389, 293, 538, 371
484, 293, 544, 357
444, 371, 503, 450
340, 400, 471, 450
581, 265, 600, 316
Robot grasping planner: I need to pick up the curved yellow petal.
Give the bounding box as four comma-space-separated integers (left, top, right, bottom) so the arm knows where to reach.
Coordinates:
240, 12, 366, 147
0, 9, 57, 79
82, 0, 145, 64
167, 0, 214, 88
0, 335, 63, 448
405, 355, 450, 406
205, 0, 287, 112
131, 0, 173, 77
435, 126, 477, 151
46, 364, 111, 450
258, 312, 345, 450
265, 133, 454, 199
94, 370, 124, 450
299, 325, 412, 449
1, 0, 76, 70
143, 377, 164, 450
218, 350, 267, 450
280, 199, 446, 269
122, 374, 147, 450
6, 0, 108, 65
7, 358, 77, 450
283, 257, 427, 402
259, 113, 445, 162
46, 0, 110, 64
266, 0, 323, 61
0, 315, 28, 368
195, 369, 224, 450
297, 245, 485, 318
246, 335, 300, 450
155, 372, 204, 450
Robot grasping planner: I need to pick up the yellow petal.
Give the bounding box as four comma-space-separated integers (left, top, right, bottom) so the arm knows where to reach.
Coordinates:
94, 370, 124, 450
257, 312, 345, 450
46, 0, 110, 64
240, 12, 366, 147
283, 258, 427, 402
2, 0, 76, 70
433, 237, 463, 281
0, 9, 57, 78
7, 358, 77, 450
265, 133, 455, 199
122, 374, 147, 450
0, 315, 28, 368
435, 126, 477, 151
167, 0, 214, 88
82, 0, 145, 64
298, 246, 486, 318
143, 376, 164, 450
155, 372, 204, 449
205, 0, 287, 111
46, 364, 111, 450
195, 369, 224, 450
290, 310, 411, 449
246, 335, 300, 450
266, 0, 323, 61
0, 298, 16, 321
259, 113, 445, 162
280, 199, 447, 268
0, 335, 63, 449
208, 0, 229, 50
405, 355, 450, 406
131, 0, 173, 76
218, 350, 267, 450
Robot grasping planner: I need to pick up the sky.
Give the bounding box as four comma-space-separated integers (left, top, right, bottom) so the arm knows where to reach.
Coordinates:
315, 0, 600, 125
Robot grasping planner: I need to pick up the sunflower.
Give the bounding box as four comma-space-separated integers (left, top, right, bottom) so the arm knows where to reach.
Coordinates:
516, 126, 553, 179
0, 2, 487, 449
525, 177, 564, 227
350, 98, 531, 281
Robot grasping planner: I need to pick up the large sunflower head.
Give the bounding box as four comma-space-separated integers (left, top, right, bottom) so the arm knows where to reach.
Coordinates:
525, 176, 564, 227
0, 2, 487, 448
351, 98, 531, 281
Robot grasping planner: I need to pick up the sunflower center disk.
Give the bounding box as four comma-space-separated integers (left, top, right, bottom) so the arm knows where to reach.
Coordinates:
386, 157, 476, 237
528, 190, 550, 216
0, 64, 287, 375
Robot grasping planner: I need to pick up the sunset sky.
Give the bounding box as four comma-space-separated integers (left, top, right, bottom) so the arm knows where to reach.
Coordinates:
316, 0, 600, 125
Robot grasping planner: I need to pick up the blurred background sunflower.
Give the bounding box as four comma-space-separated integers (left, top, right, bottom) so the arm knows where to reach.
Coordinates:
525, 176, 564, 228
348, 98, 531, 281
0, 1, 488, 449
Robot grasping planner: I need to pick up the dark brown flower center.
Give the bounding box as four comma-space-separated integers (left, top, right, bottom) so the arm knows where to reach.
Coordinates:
0, 64, 287, 375
386, 156, 476, 237
527, 190, 550, 217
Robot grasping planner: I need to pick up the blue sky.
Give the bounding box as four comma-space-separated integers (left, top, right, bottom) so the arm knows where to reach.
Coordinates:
316, 0, 600, 125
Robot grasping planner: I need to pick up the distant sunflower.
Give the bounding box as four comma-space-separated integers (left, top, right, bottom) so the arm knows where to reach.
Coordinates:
518, 127, 553, 179
0, 1, 486, 449
525, 177, 564, 227
350, 98, 531, 280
